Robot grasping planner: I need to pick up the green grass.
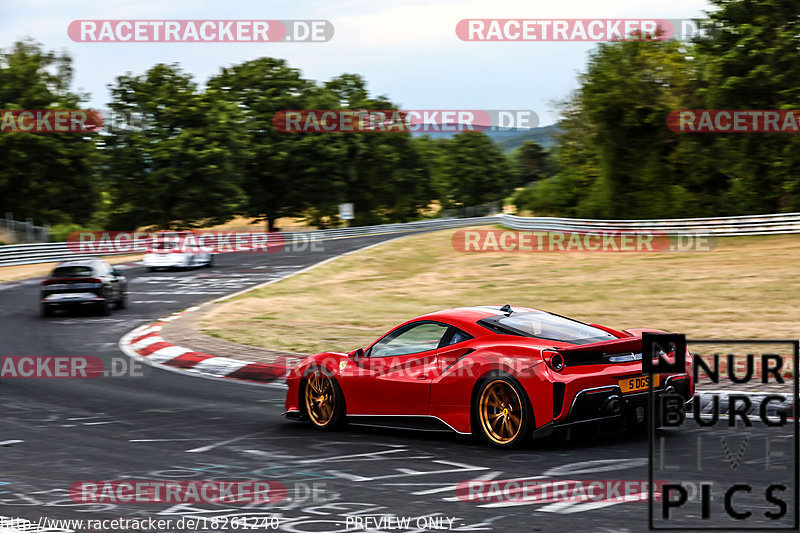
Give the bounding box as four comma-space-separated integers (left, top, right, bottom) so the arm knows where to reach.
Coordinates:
199, 228, 800, 354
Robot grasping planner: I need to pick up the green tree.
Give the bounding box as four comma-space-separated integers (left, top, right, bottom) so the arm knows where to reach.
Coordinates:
695, 0, 800, 212
438, 131, 512, 208
512, 140, 550, 186
519, 36, 704, 219
324, 74, 433, 225
104, 64, 244, 229
0, 40, 99, 225
208, 57, 327, 231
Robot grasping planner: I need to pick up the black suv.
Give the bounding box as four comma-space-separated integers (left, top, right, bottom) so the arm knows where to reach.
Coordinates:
41, 259, 128, 317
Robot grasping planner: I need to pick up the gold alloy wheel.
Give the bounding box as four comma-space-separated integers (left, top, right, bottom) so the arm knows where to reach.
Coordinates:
304, 371, 336, 427
478, 379, 523, 445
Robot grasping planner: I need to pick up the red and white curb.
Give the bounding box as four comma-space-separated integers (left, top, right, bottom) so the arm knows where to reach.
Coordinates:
120, 307, 297, 388
117, 236, 410, 388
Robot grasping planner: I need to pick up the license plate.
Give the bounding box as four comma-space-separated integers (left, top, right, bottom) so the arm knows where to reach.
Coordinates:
619, 374, 660, 393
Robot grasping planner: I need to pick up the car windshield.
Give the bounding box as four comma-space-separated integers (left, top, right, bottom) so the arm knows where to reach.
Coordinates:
52, 266, 93, 277
479, 312, 616, 345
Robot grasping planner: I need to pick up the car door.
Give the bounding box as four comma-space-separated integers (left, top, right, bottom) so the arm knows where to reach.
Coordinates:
110, 266, 127, 298
339, 321, 450, 416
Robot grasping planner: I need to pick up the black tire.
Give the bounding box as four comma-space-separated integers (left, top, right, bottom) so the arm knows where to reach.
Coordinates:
146, 267, 155, 272
98, 299, 112, 316
116, 292, 127, 309
205, 255, 214, 268
41, 304, 52, 318
301, 368, 345, 430
473, 374, 533, 449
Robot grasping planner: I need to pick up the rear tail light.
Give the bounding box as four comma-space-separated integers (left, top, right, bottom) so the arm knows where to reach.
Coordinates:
543, 350, 566, 372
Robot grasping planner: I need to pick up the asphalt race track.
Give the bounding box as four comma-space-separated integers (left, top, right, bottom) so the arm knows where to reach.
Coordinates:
0, 232, 796, 533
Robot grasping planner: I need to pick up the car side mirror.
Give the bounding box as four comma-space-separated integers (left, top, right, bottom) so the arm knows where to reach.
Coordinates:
349, 348, 364, 359
112, 270, 121, 277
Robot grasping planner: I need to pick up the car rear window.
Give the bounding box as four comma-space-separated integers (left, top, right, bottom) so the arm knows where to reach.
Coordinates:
52, 266, 94, 277
478, 312, 616, 345
151, 241, 178, 251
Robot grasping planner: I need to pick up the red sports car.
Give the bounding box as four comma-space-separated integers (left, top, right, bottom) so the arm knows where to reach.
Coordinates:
284, 305, 693, 448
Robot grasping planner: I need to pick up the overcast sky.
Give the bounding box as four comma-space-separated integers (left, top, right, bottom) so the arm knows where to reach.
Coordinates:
2, 0, 711, 125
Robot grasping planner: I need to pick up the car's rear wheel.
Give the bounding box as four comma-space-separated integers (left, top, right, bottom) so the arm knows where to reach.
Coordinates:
40, 304, 52, 318
98, 299, 112, 316
475, 376, 532, 448
302, 368, 345, 430
116, 292, 127, 309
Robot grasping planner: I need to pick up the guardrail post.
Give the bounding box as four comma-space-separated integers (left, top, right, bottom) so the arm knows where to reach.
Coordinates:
5, 212, 14, 244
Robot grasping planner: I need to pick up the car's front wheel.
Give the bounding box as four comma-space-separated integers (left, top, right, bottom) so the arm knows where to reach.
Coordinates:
474, 375, 533, 448
302, 368, 345, 430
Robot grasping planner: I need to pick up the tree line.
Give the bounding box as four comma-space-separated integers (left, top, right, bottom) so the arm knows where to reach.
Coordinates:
514, 0, 800, 218
3, 0, 797, 236
0, 42, 537, 234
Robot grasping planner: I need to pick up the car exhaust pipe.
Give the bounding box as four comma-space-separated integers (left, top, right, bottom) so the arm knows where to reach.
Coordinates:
665, 386, 676, 394
605, 395, 622, 414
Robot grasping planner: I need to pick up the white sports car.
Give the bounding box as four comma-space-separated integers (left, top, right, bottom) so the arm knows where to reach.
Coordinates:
143, 236, 214, 271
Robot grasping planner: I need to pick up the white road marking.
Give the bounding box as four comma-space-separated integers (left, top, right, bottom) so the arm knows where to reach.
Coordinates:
397, 471, 504, 496
328, 459, 489, 482
542, 458, 648, 477
297, 448, 406, 464
537, 493, 647, 514
0, 440, 23, 446
185, 431, 263, 453
130, 439, 209, 442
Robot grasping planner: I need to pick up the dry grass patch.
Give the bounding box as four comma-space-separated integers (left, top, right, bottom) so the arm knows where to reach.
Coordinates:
200, 229, 800, 354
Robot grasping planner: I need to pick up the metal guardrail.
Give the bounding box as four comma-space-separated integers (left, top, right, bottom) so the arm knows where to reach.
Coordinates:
4, 212, 798, 267
0, 217, 495, 267
498, 212, 800, 236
